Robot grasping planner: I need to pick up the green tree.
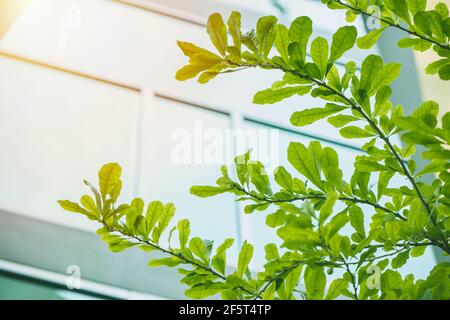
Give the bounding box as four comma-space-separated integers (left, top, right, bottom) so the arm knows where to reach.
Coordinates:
59, 1, 450, 300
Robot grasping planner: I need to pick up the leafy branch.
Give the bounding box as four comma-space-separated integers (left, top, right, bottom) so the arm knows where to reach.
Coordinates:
177, 11, 449, 255
330, 0, 450, 50
233, 183, 405, 219
323, 0, 450, 80
58, 6, 450, 300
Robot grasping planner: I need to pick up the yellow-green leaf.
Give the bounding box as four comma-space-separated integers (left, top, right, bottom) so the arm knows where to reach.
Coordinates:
98, 163, 122, 200
207, 13, 228, 56
227, 11, 241, 52
237, 240, 253, 278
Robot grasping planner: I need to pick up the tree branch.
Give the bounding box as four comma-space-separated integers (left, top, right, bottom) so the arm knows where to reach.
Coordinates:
331, 0, 450, 51
234, 185, 406, 221
100, 221, 259, 298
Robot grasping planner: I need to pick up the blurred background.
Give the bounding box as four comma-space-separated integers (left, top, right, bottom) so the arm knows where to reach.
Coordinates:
0, 0, 448, 299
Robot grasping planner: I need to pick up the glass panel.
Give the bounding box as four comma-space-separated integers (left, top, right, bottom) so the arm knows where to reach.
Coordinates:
139, 96, 240, 262
0, 57, 140, 231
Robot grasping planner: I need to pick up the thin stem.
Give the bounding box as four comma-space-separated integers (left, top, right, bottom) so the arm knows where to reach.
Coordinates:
235, 185, 406, 221
342, 258, 359, 300
332, 0, 450, 51
253, 262, 302, 300
100, 221, 259, 298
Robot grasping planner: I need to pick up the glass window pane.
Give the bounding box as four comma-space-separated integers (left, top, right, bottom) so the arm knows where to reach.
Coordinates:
139, 96, 240, 261
0, 57, 140, 231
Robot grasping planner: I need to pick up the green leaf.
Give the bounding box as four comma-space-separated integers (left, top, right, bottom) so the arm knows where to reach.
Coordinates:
249, 161, 272, 195
264, 243, 280, 261
235, 150, 250, 185
290, 104, 346, 127
266, 209, 286, 228
414, 11, 432, 36
385, 220, 402, 243
212, 238, 234, 275
285, 266, 303, 297
327, 114, 360, 128
374, 86, 392, 117
412, 100, 439, 127
176, 64, 212, 81
435, 2, 449, 19
407, 0, 426, 16
80, 194, 99, 216
190, 185, 228, 198
185, 283, 224, 299
274, 166, 292, 190
241, 31, 258, 53
349, 205, 365, 238
157, 203, 176, 235
392, 250, 410, 269
326, 278, 348, 300
288, 142, 323, 189
256, 16, 278, 58
385, 0, 411, 24
357, 28, 385, 49
146, 201, 163, 233
340, 126, 375, 139
148, 257, 182, 267
253, 86, 311, 104
398, 38, 432, 51
324, 211, 349, 239
378, 171, 394, 200
207, 13, 228, 56
177, 219, 190, 249
304, 266, 326, 300
410, 245, 427, 257
288, 16, 313, 65
321, 147, 342, 191
396, 116, 438, 137
417, 160, 449, 176
355, 160, 394, 172
274, 24, 289, 62
381, 270, 403, 292
227, 11, 241, 52
321, 146, 339, 177
429, 11, 446, 42
237, 240, 254, 278
359, 55, 383, 94
130, 198, 144, 216
311, 36, 329, 78
438, 64, 450, 80
189, 237, 209, 265
107, 239, 136, 253
98, 163, 122, 200
329, 26, 357, 62
425, 58, 450, 75
319, 191, 338, 225
368, 63, 402, 96
327, 65, 342, 91
407, 200, 429, 235
177, 41, 217, 58
58, 200, 92, 216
